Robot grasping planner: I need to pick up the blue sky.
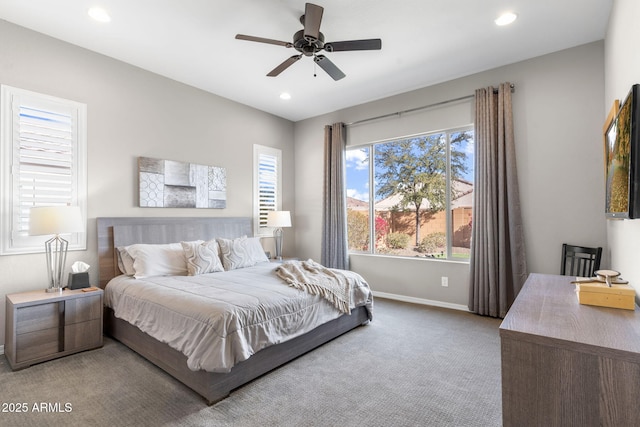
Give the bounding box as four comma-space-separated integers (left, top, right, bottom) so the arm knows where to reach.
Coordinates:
346, 147, 371, 201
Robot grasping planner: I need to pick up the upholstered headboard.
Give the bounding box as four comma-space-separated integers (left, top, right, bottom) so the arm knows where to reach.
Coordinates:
96, 217, 253, 288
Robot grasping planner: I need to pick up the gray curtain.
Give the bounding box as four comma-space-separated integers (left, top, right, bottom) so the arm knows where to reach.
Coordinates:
321, 123, 349, 269
468, 83, 527, 318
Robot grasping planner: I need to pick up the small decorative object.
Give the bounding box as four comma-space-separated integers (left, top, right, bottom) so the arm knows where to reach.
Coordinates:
572, 270, 628, 287
29, 206, 84, 293
68, 261, 91, 290
574, 269, 635, 310
266, 211, 291, 260
138, 157, 226, 208
595, 269, 624, 287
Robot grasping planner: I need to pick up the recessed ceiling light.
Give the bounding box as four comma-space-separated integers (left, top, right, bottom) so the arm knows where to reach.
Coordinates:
280, 92, 291, 100
88, 7, 111, 23
495, 12, 517, 26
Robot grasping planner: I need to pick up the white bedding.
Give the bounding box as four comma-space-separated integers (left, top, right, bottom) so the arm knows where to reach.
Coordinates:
104, 261, 373, 373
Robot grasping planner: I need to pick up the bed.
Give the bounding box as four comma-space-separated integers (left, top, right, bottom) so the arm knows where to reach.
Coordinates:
97, 217, 373, 404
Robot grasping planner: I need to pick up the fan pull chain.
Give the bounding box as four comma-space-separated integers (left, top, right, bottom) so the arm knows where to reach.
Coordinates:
314, 59, 317, 77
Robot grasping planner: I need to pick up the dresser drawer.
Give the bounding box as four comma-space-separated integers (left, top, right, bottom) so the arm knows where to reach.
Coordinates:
65, 294, 101, 324
15, 327, 60, 362
65, 318, 102, 351
15, 302, 61, 335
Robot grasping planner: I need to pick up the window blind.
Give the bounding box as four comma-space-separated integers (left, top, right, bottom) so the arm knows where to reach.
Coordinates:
1, 85, 87, 254
253, 145, 282, 237
15, 106, 76, 237
258, 152, 278, 229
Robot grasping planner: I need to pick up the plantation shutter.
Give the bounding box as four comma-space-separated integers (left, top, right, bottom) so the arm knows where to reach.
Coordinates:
258, 152, 278, 227
1, 85, 87, 254
253, 145, 282, 237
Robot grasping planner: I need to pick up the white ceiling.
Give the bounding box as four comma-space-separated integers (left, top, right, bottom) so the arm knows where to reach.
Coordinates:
0, 0, 612, 122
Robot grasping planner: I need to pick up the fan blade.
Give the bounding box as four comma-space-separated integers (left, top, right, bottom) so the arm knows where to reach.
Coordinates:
236, 34, 292, 48
303, 3, 323, 42
314, 55, 345, 81
325, 39, 382, 52
267, 55, 302, 77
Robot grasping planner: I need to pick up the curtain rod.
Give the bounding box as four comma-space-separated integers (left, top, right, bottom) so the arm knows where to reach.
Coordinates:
345, 83, 515, 127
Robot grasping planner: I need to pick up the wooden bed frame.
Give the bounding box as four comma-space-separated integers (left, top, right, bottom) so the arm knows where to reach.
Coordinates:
97, 217, 369, 404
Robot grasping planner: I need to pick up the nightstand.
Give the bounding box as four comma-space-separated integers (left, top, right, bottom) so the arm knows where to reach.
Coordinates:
5, 288, 103, 370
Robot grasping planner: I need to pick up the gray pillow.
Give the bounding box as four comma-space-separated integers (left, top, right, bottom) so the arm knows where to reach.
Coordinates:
181, 240, 225, 276
217, 236, 269, 271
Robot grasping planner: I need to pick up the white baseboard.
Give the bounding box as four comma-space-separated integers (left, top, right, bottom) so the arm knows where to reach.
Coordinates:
373, 291, 469, 312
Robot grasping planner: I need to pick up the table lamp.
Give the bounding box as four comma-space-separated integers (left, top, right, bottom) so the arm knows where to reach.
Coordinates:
29, 206, 84, 293
266, 211, 291, 260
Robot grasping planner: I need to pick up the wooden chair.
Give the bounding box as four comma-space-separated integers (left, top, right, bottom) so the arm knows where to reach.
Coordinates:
561, 243, 602, 277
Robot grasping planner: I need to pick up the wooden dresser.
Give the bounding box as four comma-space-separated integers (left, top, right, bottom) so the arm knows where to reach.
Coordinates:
5, 288, 103, 370
500, 273, 640, 426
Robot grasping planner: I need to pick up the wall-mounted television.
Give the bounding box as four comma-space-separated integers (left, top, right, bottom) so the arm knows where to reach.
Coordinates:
605, 84, 640, 219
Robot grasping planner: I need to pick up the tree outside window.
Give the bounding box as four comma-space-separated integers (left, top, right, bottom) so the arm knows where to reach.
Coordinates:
346, 127, 474, 260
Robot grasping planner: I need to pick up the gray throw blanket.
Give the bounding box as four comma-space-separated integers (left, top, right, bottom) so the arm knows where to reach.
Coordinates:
275, 259, 351, 314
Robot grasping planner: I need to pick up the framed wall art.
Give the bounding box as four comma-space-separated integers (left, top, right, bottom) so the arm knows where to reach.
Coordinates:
604, 84, 640, 219
138, 156, 226, 208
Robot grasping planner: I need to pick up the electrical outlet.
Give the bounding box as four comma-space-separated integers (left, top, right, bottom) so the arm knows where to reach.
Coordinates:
441, 276, 448, 287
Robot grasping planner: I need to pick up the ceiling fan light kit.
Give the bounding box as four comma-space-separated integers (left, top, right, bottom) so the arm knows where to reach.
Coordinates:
235, 2, 382, 80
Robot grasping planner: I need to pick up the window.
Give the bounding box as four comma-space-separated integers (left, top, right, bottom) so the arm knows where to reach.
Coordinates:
253, 144, 282, 237
0, 85, 87, 255
346, 127, 474, 260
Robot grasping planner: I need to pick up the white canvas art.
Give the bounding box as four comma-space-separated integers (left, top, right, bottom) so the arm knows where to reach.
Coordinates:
138, 157, 226, 208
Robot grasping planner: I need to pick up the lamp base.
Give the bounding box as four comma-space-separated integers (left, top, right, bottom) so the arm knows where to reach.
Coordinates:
274, 228, 284, 260
43, 235, 69, 295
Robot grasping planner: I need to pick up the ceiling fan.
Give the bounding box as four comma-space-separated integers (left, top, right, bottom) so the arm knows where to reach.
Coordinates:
235, 2, 382, 81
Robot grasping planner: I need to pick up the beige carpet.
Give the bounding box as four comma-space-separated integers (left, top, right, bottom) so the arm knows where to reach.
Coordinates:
0, 298, 502, 426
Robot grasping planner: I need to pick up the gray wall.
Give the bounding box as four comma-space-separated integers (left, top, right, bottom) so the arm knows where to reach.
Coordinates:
605, 0, 640, 293
294, 41, 606, 308
0, 20, 295, 347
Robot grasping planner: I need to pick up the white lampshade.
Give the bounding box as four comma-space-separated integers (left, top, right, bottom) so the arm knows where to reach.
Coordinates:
29, 206, 84, 236
266, 211, 291, 228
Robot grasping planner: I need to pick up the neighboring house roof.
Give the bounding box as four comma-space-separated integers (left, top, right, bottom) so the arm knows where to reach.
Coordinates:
451, 187, 473, 209
348, 179, 473, 211
346, 197, 369, 211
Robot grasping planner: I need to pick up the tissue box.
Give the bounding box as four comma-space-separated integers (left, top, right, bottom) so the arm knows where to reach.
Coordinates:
67, 272, 90, 290
576, 282, 636, 310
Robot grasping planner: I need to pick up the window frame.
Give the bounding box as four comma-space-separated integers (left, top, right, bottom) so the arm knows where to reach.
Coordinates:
347, 125, 474, 261
253, 144, 283, 238
0, 85, 87, 255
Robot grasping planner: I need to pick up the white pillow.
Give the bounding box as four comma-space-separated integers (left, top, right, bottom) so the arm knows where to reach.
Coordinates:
181, 240, 224, 275
116, 246, 136, 276
217, 236, 269, 271
126, 242, 187, 279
